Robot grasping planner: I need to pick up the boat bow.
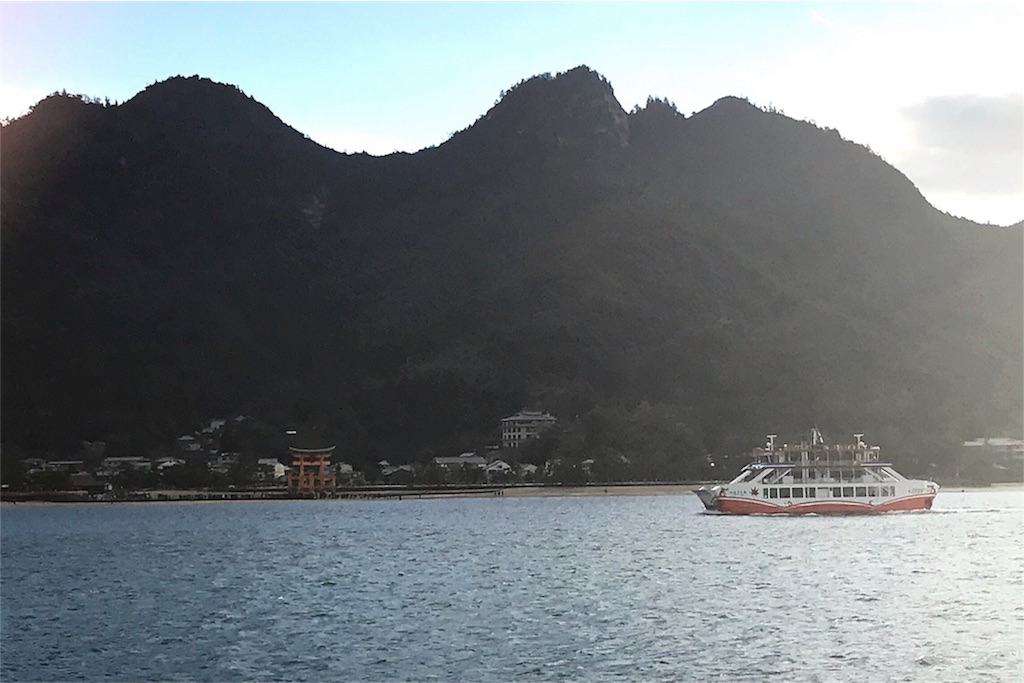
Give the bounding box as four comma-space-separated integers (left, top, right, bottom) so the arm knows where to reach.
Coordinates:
696, 485, 722, 511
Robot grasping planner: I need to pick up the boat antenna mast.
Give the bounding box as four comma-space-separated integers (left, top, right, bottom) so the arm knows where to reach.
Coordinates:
811, 426, 824, 446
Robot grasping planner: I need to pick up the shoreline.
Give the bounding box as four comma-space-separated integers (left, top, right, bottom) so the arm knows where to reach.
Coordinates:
2, 482, 1020, 508
0, 484, 705, 507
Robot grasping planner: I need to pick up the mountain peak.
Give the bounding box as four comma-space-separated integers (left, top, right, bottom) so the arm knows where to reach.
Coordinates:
132, 75, 258, 108
703, 95, 759, 115
453, 65, 629, 152
123, 75, 302, 143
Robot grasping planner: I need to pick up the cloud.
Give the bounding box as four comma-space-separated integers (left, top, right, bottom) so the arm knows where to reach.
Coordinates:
905, 93, 1022, 156
899, 93, 1022, 195
809, 9, 834, 27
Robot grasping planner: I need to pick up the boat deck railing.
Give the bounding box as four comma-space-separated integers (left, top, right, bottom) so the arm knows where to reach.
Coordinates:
752, 444, 882, 466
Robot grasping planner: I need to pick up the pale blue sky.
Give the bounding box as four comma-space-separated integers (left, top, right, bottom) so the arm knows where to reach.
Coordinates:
1, 2, 1021, 225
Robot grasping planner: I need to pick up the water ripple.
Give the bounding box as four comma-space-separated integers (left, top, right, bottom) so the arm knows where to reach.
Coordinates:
1, 490, 1022, 682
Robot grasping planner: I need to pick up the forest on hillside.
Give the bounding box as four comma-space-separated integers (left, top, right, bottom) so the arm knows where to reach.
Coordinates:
1, 69, 1021, 481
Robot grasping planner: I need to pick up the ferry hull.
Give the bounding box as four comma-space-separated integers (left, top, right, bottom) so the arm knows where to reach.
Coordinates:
708, 492, 936, 515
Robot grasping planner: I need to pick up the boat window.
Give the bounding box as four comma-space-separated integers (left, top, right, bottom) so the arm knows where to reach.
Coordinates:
868, 487, 878, 497
769, 488, 778, 499
832, 487, 842, 498
791, 487, 803, 498
842, 487, 854, 497
805, 487, 816, 498
779, 487, 791, 498
763, 488, 769, 497
855, 486, 867, 497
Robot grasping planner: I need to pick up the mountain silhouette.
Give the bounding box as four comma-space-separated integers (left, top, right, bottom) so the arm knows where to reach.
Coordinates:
2, 67, 1020, 475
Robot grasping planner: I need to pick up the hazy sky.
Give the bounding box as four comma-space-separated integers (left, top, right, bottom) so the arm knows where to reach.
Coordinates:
1, 2, 1021, 225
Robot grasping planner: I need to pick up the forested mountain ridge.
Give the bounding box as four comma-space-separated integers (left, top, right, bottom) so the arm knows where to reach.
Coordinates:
2, 67, 1020, 476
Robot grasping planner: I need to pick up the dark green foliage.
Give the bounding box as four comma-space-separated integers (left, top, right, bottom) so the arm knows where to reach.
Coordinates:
24, 470, 72, 492
110, 467, 159, 491
0, 447, 27, 489
160, 461, 214, 490
1, 69, 1020, 479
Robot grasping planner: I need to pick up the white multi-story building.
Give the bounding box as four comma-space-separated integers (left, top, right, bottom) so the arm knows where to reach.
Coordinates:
501, 410, 556, 449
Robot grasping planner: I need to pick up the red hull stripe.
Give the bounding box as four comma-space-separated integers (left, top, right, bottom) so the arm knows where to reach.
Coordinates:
714, 493, 936, 514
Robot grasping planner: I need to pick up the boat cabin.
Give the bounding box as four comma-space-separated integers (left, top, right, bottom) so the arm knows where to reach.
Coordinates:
728, 427, 908, 500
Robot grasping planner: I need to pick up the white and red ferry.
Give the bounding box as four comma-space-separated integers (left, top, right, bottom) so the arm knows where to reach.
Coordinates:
697, 427, 939, 514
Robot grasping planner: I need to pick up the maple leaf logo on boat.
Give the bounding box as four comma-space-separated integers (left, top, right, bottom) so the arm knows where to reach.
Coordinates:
750, 488, 758, 496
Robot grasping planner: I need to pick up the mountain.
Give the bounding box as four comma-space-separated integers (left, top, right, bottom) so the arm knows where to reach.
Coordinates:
2, 67, 1020, 475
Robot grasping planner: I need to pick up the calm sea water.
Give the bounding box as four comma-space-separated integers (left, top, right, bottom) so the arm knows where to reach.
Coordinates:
1, 489, 1022, 682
